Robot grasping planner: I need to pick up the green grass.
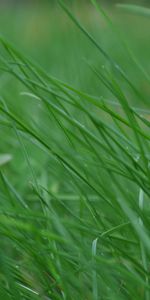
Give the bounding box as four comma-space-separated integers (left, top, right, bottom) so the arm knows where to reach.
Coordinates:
0, 1, 150, 299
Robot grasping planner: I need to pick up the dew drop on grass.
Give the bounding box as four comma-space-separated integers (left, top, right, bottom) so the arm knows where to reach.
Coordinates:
15, 265, 19, 269
134, 154, 140, 162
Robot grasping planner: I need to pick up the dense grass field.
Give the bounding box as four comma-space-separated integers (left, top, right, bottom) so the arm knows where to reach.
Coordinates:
1, 1, 150, 299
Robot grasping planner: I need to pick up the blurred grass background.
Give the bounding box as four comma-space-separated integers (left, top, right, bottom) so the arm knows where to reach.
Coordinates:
0, 1, 149, 93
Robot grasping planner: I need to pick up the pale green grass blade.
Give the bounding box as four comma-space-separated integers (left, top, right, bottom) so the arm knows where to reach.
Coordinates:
117, 4, 150, 18
0, 154, 12, 167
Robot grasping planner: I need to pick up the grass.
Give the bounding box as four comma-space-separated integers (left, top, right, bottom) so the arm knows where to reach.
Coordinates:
0, 1, 150, 299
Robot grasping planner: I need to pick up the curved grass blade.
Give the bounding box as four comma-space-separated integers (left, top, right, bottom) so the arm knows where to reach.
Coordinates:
117, 4, 150, 18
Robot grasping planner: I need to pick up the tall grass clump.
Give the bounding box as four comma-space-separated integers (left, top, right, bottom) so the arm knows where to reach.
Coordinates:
0, 1, 150, 299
